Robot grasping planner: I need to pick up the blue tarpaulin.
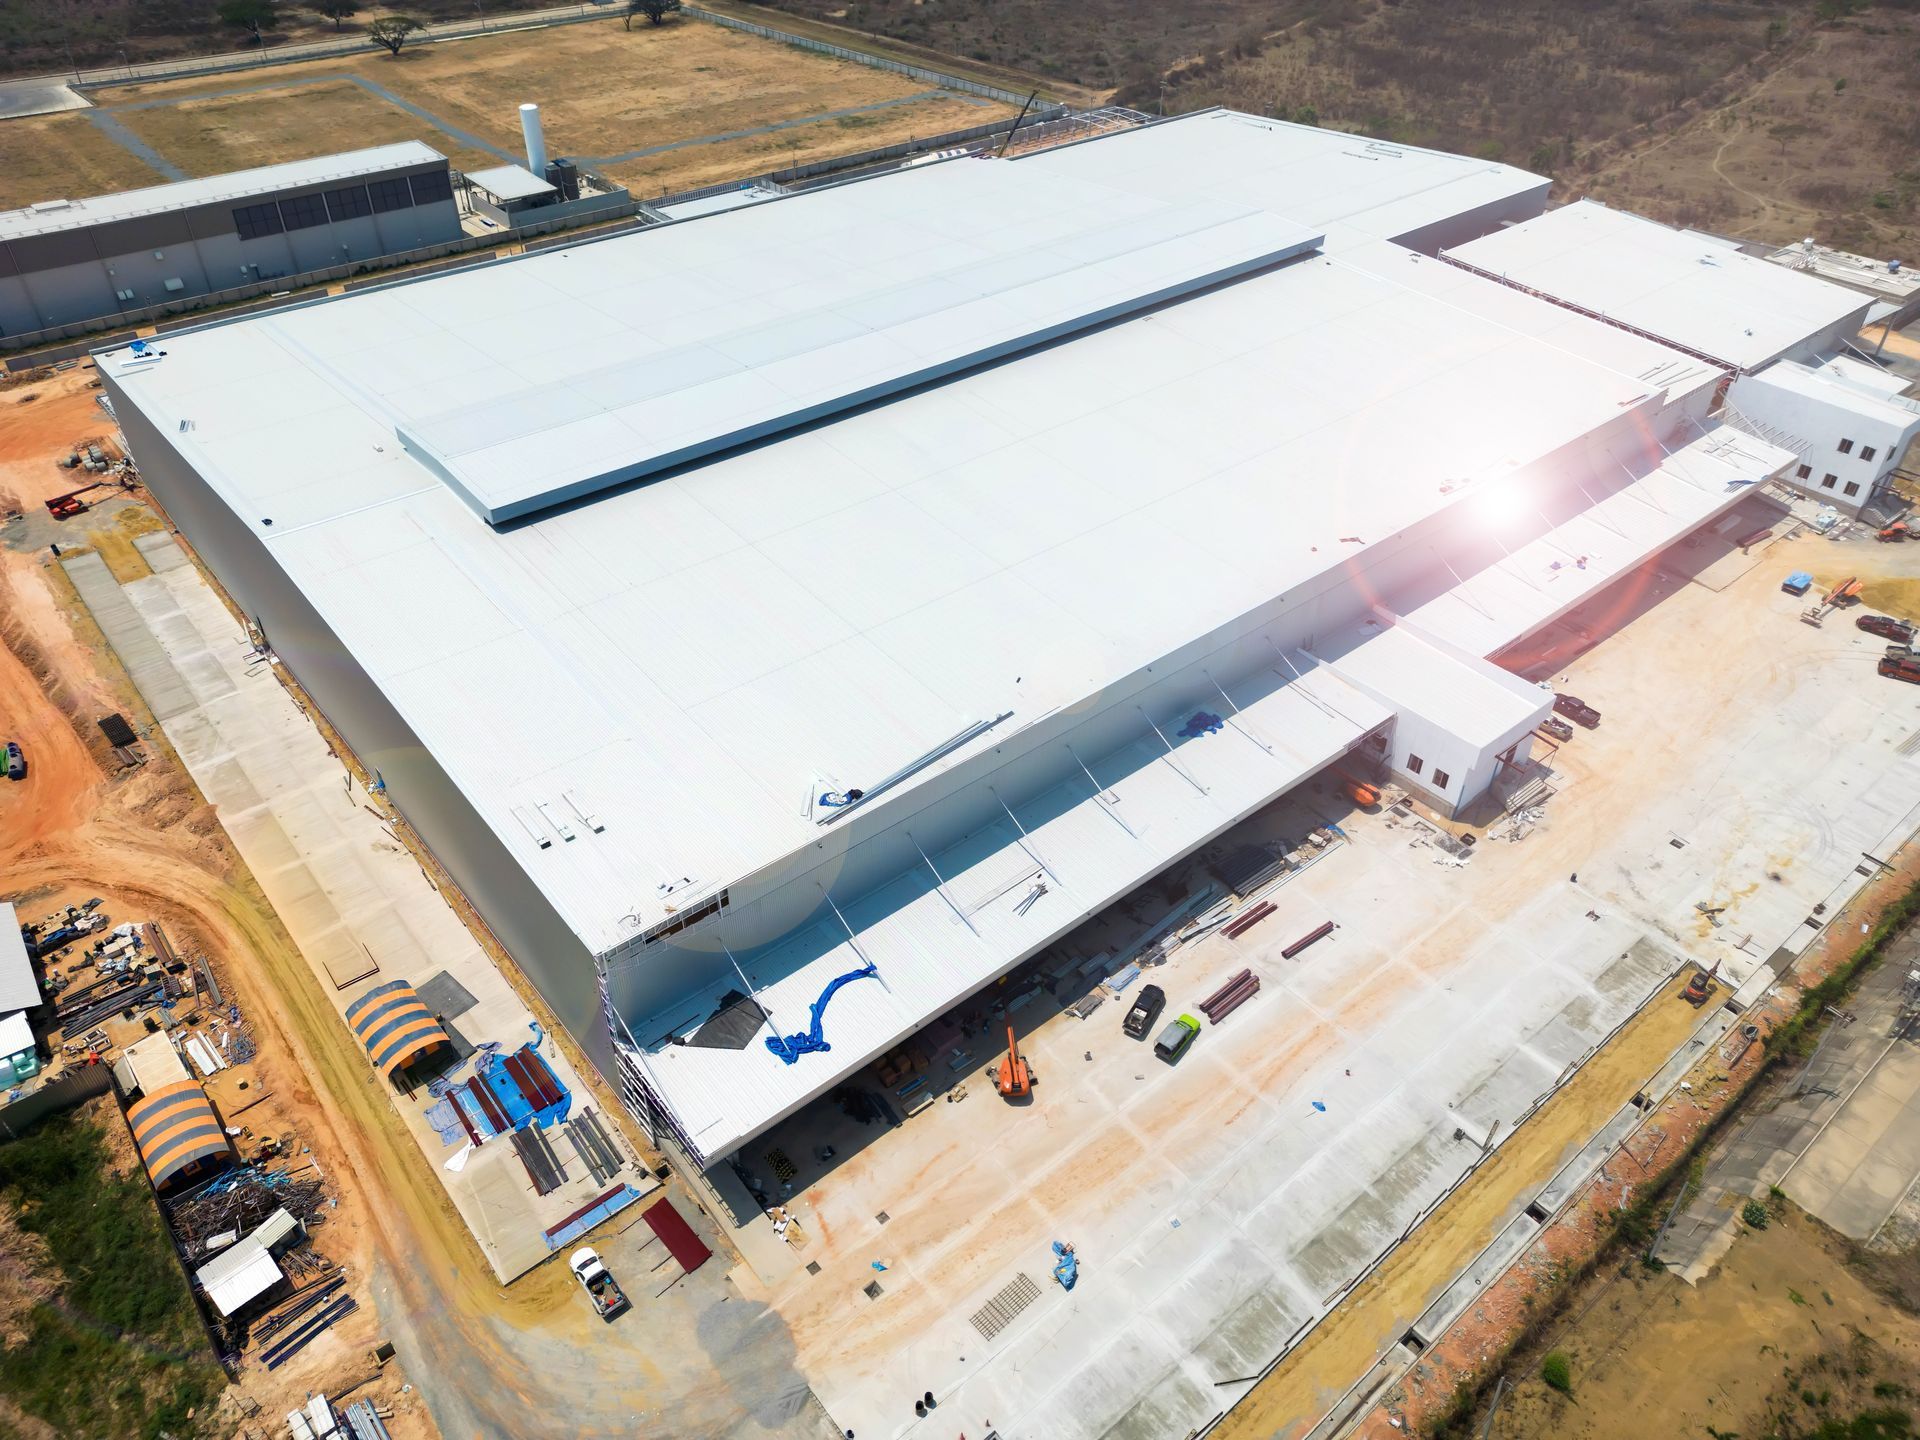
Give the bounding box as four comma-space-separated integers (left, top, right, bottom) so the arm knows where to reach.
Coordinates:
765, 963, 879, 1064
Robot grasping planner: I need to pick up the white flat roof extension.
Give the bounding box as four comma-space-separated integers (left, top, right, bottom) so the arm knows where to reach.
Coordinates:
0, 143, 445, 241
1448, 200, 1871, 370
1408, 425, 1795, 657
264, 156, 1318, 523
1025, 109, 1549, 250
465, 164, 557, 203
1321, 622, 1548, 748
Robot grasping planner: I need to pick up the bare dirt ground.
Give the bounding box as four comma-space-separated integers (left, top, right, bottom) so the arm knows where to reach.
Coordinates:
0, 372, 438, 1437
0, 18, 1015, 213
1489, 1201, 1920, 1440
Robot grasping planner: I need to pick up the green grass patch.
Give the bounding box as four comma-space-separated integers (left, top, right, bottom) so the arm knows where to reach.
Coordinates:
1542, 1350, 1573, 1394
0, 1106, 225, 1438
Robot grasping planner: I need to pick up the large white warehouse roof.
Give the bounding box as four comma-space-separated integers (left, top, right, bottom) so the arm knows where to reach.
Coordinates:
1447, 199, 1871, 370
98, 117, 1702, 958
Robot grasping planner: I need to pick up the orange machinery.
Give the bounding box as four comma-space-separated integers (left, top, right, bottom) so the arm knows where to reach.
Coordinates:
996, 1023, 1032, 1100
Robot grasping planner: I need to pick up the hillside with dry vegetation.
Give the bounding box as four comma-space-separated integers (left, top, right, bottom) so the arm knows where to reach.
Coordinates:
761, 0, 1920, 250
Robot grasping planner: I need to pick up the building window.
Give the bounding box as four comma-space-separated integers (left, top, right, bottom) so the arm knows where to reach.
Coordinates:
1796, 463, 1812, 480
326, 183, 372, 220
1823, 473, 1838, 489
368, 177, 414, 214
1861, 445, 1877, 462
1844, 481, 1860, 497
1433, 768, 1451, 790
232, 201, 283, 240
409, 169, 453, 205
1838, 438, 1854, 454
1406, 754, 1424, 775
278, 192, 329, 230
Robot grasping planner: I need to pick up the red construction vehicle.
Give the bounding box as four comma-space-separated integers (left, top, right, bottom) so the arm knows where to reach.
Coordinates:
1683, 964, 1719, 1007
996, 1023, 1032, 1100
1879, 521, 1910, 543
44, 479, 120, 520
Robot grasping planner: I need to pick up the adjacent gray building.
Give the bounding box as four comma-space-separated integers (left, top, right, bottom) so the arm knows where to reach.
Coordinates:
0, 142, 460, 340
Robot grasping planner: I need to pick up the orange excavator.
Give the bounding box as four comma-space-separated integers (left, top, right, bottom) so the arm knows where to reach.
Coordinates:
996, 1023, 1032, 1100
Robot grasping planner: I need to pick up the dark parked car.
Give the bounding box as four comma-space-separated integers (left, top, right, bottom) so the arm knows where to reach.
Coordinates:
1122, 983, 1166, 1039
1857, 613, 1915, 644
1552, 694, 1601, 729
1539, 716, 1574, 742
4, 741, 23, 781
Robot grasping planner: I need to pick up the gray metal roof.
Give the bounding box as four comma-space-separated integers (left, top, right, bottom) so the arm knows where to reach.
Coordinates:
0, 142, 445, 241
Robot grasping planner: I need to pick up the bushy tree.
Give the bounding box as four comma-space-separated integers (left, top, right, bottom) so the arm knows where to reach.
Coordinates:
314, 2, 359, 30
367, 15, 424, 55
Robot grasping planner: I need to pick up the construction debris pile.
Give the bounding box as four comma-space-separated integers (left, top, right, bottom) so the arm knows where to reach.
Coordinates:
165, 1164, 332, 1252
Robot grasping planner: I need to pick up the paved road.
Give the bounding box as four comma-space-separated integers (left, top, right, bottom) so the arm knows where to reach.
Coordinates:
374, 1180, 840, 1440
1656, 923, 1920, 1278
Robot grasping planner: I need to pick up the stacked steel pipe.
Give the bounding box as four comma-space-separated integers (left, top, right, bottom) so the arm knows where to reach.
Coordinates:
1198, 968, 1260, 1024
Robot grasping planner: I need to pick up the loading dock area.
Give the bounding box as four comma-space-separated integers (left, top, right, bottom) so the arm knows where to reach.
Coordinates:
714, 512, 1920, 1440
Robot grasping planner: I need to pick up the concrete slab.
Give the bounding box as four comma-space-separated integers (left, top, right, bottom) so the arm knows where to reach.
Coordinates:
0, 78, 90, 120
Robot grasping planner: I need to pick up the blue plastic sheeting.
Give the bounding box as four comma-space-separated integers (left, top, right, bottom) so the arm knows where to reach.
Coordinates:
541, 1182, 647, 1252
765, 963, 879, 1065
1177, 710, 1224, 738
1052, 1240, 1078, 1290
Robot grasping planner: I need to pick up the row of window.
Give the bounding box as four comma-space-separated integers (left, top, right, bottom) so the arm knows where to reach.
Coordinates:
1837, 438, 1878, 461
229, 169, 454, 241
1404, 753, 1452, 790
1795, 463, 1863, 498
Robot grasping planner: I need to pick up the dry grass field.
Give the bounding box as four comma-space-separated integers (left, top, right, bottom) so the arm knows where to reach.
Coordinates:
1585, 12, 1920, 252
111, 79, 503, 179
0, 112, 171, 207
0, 17, 1015, 211
759, 0, 1918, 253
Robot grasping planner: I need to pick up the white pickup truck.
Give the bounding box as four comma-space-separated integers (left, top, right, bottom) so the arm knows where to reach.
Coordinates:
569, 1247, 629, 1321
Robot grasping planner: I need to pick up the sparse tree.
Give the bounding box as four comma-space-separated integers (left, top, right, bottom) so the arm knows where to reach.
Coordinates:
367, 16, 425, 55
218, 0, 280, 44
625, 0, 682, 28
314, 2, 359, 29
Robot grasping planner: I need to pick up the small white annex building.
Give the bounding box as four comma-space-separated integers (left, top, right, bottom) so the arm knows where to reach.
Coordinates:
1448, 200, 1917, 517
99, 112, 1800, 1168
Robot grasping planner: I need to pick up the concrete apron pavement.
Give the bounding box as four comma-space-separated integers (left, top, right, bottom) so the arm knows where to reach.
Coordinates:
1658, 922, 1920, 1280
64, 534, 659, 1284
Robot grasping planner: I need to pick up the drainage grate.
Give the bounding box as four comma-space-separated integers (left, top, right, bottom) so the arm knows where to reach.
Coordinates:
864, 1280, 884, 1300
806, 1261, 821, 1276
1901, 728, 1920, 757
876, 1211, 890, 1225
969, 1272, 1042, 1341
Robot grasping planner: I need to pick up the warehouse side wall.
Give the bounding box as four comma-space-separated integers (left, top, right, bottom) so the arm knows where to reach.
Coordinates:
103, 376, 612, 1067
